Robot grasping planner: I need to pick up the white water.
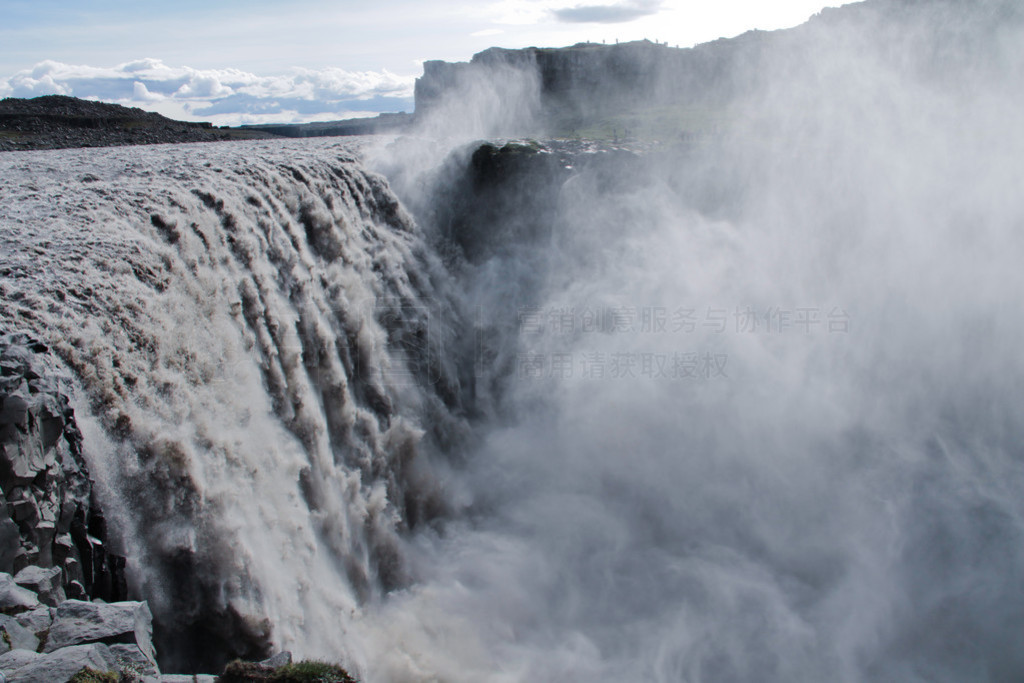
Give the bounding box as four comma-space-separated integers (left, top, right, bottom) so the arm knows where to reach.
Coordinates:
2, 3, 1024, 681
0, 138, 469, 669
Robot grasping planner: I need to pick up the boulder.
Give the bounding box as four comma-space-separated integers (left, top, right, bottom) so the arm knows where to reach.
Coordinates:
13, 607, 52, 638
0, 614, 39, 653
0, 574, 39, 614
44, 600, 154, 662
6, 643, 115, 683
13, 567, 63, 607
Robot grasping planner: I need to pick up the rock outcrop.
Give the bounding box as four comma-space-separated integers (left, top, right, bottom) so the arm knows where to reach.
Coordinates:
413, 37, 762, 134
0, 332, 126, 603
0, 571, 158, 682
44, 600, 154, 659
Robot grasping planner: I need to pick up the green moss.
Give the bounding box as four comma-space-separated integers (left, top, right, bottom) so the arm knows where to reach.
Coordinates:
218, 658, 357, 683
69, 668, 120, 683
271, 660, 357, 682
218, 660, 272, 682
1, 625, 11, 649
550, 103, 733, 142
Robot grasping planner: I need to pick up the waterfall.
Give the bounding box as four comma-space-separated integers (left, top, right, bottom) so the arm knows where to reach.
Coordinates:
0, 138, 469, 672
3, 3, 1024, 680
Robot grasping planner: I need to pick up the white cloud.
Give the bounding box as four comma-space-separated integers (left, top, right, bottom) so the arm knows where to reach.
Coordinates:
553, 0, 664, 24
132, 81, 163, 103
480, 0, 555, 26
0, 59, 416, 126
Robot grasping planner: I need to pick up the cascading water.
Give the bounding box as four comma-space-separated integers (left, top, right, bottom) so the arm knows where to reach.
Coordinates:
0, 139, 471, 672
2, 2, 1024, 681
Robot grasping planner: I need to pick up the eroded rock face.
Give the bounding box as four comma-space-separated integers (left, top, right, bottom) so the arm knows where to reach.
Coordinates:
0, 332, 126, 603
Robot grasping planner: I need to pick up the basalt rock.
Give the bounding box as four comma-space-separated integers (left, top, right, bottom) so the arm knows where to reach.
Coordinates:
45, 599, 154, 662
0, 333, 127, 603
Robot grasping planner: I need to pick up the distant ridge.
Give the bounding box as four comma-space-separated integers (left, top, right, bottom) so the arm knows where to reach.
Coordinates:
411, 0, 1023, 138
239, 112, 412, 138
0, 95, 273, 152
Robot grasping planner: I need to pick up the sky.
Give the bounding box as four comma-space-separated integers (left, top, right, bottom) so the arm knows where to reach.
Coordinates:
0, 0, 847, 126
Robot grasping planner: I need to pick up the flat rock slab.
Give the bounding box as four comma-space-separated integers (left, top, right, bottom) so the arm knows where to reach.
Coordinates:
44, 599, 154, 662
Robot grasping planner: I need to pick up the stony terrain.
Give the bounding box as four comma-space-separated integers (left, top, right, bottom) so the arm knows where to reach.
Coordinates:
0, 96, 273, 152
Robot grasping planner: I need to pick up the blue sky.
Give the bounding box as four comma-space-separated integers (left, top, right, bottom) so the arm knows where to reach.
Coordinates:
0, 0, 846, 125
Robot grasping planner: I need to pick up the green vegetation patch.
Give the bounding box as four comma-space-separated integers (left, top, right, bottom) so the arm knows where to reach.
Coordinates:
272, 660, 357, 682
69, 668, 120, 683
219, 658, 357, 683
551, 103, 734, 143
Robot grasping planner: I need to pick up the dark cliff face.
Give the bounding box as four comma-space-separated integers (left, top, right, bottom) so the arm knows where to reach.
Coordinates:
0, 332, 126, 603
412, 36, 770, 135
412, 0, 1023, 138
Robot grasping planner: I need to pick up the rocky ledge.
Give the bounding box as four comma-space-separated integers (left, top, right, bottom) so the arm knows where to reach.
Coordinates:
0, 571, 157, 682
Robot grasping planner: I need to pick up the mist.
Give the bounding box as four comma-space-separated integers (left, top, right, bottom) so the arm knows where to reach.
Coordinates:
2, 1, 1023, 681
358, 1, 1024, 680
